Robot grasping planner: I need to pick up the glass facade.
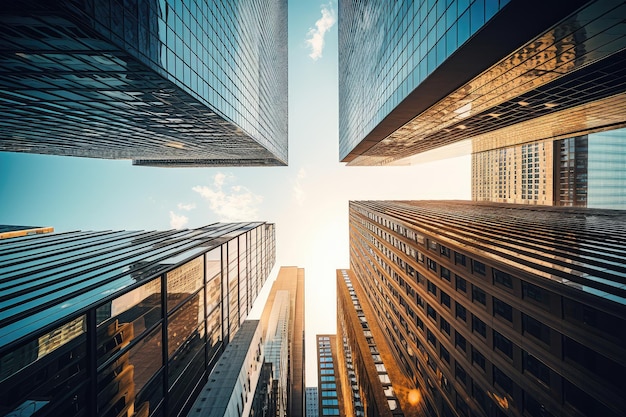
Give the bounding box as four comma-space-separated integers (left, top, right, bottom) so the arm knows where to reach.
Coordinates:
347, 201, 626, 416
0, 222, 275, 417
0, 0, 287, 166
339, 0, 626, 166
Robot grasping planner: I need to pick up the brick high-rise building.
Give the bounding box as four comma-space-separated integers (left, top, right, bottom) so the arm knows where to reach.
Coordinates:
342, 200, 626, 417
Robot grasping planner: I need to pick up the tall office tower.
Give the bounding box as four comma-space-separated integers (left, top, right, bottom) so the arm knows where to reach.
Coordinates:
188, 320, 268, 417
0, 222, 276, 417
315, 334, 348, 417
258, 266, 306, 417
306, 387, 319, 417
347, 201, 626, 417
338, 0, 626, 166
472, 128, 626, 208
0, 225, 53, 239
0, 0, 288, 167
336, 269, 421, 417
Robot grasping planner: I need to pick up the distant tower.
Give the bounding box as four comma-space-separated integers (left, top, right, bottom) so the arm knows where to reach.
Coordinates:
259, 266, 306, 417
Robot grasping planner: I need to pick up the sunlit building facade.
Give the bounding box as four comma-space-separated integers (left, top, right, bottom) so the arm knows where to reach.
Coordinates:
347, 200, 626, 417
339, 0, 626, 166
0, 225, 53, 239
258, 266, 306, 417
0, 222, 276, 417
0, 0, 288, 166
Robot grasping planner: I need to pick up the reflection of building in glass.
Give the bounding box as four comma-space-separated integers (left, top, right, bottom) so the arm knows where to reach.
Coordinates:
0, 225, 53, 239
472, 128, 626, 209
258, 266, 306, 417
339, 0, 626, 166
188, 320, 266, 417
0, 222, 275, 417
315, 335, 348, 417
345, 200, 626, 417
305, 386, 319, 417
0, 0, 287, 167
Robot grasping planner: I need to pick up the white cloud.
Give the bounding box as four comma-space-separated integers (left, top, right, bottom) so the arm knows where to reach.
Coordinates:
177, 202, 196, 211
305, 3, 336, 61
292, 167, 307, 206
169, 211, 189, 229
193, 172, 263, 222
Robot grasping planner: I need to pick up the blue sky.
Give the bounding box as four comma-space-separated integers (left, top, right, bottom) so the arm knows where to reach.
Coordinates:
0, 1, 470, 386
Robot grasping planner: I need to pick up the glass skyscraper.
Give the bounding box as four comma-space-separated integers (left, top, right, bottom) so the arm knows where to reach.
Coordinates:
339, 0, 626, 166
0, 222, 276, 417
340, 200, 626, 416
0, 0, 287, 166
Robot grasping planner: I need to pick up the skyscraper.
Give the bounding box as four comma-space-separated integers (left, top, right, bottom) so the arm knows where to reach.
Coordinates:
315, 334, 348, 417
339, 0, 626, 166
0, 225, 53, 239
0, 0, 288, 167
336, 269, 420, 417
344, 200, 626, 416
0, 222, 276, 417
258, 266, 306, 417
306, 386, 319, 417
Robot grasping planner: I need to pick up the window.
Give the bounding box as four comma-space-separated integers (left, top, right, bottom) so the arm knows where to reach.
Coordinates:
472, 315, 486, 337
427, 329, 437, 346
493, 366, 513, 393
440, 345, 450, 364
455, 275, 467, 293
563, 336, 624, 388
522, 281, 550, 308
455, 362, 467, 385
428, 240, 438, 251
440, 266, 451, 281
472, 285, 486, 306
322, 399, 338, 406
427, 280, 437, 296
455, 303, 467, 322
493, 269, 513, 289
441, 291, 450, 308
440, 245, 451, 257
440, 318, 450, 335
427, 257, 437, 272
322, 408, 340, 415
522, 314, 551, 345
472, 347, 486, 371
455, 332, 466, 352
416, 316, 424, 330
321, 383, 337, 389
321, 376, 335, 381
523, 351, 550, 385
427, 304, 437, 321
454, 251, 466, 266
472, 259, 486, 276
493, 330, 513, 359
493, 297, 513, 322
564, 379, 618, 417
